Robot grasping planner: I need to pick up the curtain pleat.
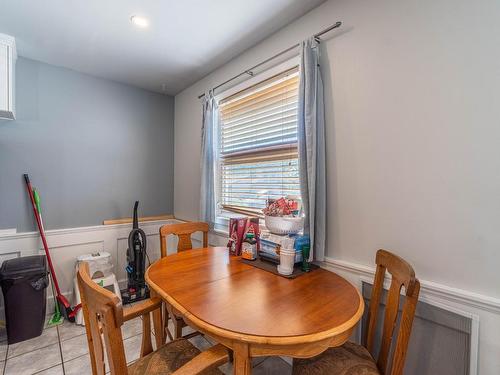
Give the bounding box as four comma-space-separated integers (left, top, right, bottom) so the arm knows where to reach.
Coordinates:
200, 91, 218, 226
298, 38, 326, 261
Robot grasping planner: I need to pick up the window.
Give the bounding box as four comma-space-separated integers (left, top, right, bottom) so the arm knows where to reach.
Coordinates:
217, 66, 300, 217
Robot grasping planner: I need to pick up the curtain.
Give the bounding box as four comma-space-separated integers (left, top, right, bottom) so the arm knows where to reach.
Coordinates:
199, 91, 218, 226
298, 37, 326, 262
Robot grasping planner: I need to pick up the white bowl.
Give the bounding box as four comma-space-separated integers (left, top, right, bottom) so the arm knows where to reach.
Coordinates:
264, 215, 304, 235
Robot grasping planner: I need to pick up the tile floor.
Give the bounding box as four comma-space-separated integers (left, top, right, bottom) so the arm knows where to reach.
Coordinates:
0, 316, 292, 374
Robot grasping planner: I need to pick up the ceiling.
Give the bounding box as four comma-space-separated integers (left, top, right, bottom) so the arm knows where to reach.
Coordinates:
0, 0, 326, 95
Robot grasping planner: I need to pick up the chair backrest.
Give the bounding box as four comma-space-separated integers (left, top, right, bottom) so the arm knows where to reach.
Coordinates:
77, 262, 128, 375
365, 249, 421, 375
159, 222, 209, 258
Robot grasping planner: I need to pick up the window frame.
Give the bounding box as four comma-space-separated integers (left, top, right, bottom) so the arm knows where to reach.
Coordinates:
213, 57, 300, 232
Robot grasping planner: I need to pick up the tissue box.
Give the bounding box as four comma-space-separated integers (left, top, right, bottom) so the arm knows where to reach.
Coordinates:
259, 231, 308, 263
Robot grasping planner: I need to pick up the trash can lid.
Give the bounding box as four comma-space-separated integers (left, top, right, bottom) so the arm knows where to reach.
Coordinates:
0, 255, 47, 280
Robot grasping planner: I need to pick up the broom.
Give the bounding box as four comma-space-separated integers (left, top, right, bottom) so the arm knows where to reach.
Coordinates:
24, 174, 81, 323
33, 188, 63, 327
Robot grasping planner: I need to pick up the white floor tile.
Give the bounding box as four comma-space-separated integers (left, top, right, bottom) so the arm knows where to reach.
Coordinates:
165, 319, 198, 339
63, 353, 93, 375
188, 335, 213, 351
123, 334, 143, 364
61, 333, 88, 362
57, 321, 86, 342
34, 364, 64, 374
7, 327, 59, 358
121, 317, 143, 340
4, 342, 62, 375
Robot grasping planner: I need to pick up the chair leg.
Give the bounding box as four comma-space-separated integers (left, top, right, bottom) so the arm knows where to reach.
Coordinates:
228, 349, 234, 363
152, 307, 164, 347
140, 313, 153, 357
164, 307, 174, 341
174, 317, 183, 339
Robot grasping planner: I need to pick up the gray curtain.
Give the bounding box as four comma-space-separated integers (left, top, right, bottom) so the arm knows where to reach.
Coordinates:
200, 91, 218, 226
298, 37, 326, 261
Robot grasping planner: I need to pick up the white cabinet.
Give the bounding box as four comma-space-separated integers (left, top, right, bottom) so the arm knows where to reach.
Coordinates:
0, 34, 16, 120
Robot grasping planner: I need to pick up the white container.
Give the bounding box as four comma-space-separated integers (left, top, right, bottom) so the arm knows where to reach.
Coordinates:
264, 215, 304, 235
278, 249, 295, 275
73, 270, 121, 325
76, 251, 113, 279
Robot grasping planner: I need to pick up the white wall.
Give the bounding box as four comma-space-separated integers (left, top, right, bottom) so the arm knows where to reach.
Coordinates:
174, 0, 500, 373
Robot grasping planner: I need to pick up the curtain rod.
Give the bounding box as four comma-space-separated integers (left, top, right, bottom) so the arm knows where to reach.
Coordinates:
198, 21, 342, 99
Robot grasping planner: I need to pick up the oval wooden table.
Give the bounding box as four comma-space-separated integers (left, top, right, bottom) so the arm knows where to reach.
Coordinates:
145, 247, 364, 375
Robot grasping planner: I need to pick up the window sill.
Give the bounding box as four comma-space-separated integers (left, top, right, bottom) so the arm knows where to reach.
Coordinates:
211, 228, 229, 237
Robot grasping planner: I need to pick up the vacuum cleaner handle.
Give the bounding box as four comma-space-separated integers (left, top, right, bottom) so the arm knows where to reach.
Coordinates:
133, 201, 139, 229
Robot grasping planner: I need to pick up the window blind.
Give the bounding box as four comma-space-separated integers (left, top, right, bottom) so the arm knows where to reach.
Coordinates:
218, 67, 300, 216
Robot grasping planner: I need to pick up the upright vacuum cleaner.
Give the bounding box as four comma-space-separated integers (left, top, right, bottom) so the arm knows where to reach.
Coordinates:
121, 201, 150, 304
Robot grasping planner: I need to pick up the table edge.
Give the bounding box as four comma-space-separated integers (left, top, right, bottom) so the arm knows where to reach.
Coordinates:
145, 248, 365, 346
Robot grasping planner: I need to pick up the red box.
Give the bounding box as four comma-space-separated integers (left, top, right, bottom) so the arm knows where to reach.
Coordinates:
228, 217, 260, 256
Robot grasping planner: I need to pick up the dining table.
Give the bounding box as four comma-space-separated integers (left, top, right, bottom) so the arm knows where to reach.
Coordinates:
145, 246, 364, 375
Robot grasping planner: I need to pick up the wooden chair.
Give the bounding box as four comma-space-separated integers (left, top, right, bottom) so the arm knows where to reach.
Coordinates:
293, 249, 420, 375
77, 262, 228, 375
159, 222, 209, 340
159, 221, 209, 258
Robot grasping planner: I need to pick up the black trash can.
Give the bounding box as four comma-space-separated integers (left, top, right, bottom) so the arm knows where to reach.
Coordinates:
0, 255, 48, 344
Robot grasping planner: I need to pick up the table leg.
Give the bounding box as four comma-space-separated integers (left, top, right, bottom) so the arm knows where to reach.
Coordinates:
233, 342, 251, 375
150, 289, 165, 347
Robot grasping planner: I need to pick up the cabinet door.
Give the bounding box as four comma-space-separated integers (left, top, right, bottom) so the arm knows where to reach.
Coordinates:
0, 43, 9, 112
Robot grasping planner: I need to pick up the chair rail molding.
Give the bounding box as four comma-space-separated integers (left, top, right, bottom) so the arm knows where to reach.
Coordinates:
322, 257, 500, 314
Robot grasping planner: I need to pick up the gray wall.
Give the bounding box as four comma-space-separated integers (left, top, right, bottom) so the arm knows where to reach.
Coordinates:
0, 57, 175, 231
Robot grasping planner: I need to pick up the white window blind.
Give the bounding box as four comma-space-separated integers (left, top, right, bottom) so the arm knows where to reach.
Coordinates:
218, 67, 300, 216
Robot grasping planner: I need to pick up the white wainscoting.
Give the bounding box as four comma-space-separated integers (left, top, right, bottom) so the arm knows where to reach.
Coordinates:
322, 257, 500, 375
0, 219, 183, 316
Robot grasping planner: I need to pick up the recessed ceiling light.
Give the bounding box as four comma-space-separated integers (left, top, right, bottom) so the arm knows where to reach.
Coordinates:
130, 15, 149, 28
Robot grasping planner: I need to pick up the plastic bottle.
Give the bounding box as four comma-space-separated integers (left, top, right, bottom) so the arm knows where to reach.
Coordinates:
241, 232, 257, 260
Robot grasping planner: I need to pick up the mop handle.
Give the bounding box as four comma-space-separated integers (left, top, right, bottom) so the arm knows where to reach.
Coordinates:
24, 174, 62, 296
